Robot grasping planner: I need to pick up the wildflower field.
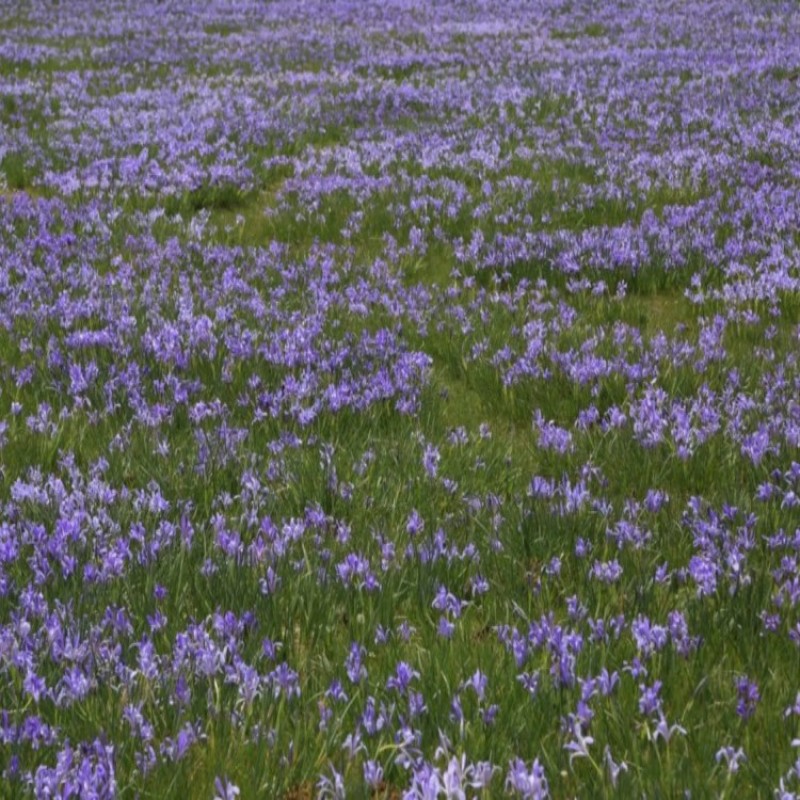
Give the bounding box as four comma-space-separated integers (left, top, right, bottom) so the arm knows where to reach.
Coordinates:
3, 0, 800, 796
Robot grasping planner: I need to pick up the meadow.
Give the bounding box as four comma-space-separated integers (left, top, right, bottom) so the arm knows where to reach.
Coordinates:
2, 0, 800, 796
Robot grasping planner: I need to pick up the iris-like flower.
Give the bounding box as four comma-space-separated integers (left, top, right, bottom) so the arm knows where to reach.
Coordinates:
505, 757, 549, 799
735, 676, 760, 720
564, 720, 595, 765
387, 661, 420, 694
604, 746, 628, 788
715, 746, 746, 774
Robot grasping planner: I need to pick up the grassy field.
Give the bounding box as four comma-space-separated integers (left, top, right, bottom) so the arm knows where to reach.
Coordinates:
2, 0, 800, 797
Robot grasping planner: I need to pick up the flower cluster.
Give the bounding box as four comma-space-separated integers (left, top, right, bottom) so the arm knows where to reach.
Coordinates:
2, 0, 800, 796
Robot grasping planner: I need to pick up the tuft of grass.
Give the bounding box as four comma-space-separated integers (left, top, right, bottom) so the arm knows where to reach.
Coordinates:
1, 152, 34, 191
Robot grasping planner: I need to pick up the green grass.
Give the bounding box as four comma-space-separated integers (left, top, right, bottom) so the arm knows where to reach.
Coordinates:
1, 152, 36, 191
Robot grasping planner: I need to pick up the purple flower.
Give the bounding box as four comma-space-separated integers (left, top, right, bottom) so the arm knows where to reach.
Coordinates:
589, 559, 623, 583
604, 746, 628, 788
505, 757, 549, 799
437, 616, 455, 639
364, 760, 384, 788
406, 510, 425, 537
564, 720, 594, 765
462, 670, 488, 702
638, 681, 663, 716
735, 676, 760, 721
387, 661, 419, 694
316, 765, 345, 800
345, 642, 367, 685
422, 444, 440, 478
716, 746, 746, 774
653, 713, 686, 744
